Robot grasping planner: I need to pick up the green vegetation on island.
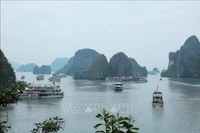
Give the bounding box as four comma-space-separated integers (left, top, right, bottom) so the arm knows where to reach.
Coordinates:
75, 54, 113, 79
109, 52, 133, 77
59, 48, 100, 76
0, 49, 16, 90
58, 49, 148, 79
129, 58, 147, 77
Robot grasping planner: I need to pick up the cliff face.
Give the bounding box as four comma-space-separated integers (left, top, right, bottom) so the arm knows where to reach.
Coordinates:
58, 57, 74, 74
33, 65, 40, 74
161, 35, 200, 78
110, 52, 133, 77
129, 58, 147, 77
33, 65, 51, 74
0, 50, 16, 90
50, 57, 68, 72
40, 65, 51, 74
17, 63, 36, 72
76, 54, 113, 79
62, 48, 100, 76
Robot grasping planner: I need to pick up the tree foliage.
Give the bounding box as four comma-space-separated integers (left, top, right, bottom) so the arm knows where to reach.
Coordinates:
0, 81, 25, 107
0, 121, 11, 133
0, 81, 25, 132
0, 49, 16, 90
94, 109, 139, 133
30, 116, 65, 133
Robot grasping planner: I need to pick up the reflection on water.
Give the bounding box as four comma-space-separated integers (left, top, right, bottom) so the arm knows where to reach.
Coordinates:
167, 79, 200, 133
73, 79, 109, 92
1, 73, 200, 133
169, 77, 200, 86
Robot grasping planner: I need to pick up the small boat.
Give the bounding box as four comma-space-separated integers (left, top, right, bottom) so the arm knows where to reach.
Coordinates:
152, 85, 163, 107
60, 74, 67, 78
21, 75, 25, 79
114, 82, 123, 91
36, 75, 44, 80
160, 78, 162, 81
49, 73, 62, 82
48, 76, 61, 82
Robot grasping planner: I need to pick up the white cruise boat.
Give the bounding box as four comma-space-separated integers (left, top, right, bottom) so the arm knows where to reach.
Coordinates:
152, 85, 163, 107
114, 82, 123, 91
19, 83, 64, 99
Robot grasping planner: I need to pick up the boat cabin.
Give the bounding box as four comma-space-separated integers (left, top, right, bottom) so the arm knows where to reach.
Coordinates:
114, 82, 123, 91
152, 91, 163, 103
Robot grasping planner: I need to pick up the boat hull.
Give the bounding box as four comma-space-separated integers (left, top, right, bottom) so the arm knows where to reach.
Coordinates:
20, 95, 64, 99
114, 88, 122, 91
40, 95, 64, 98
152, 102, 163, 107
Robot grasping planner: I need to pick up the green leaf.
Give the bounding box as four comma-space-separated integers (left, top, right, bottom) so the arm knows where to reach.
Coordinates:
96, 113, 103, 118
132, 127, 139, 130
94, 123, 103, 129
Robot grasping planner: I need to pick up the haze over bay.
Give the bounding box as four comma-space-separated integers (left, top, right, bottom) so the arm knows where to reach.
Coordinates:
1, 1, 200, 70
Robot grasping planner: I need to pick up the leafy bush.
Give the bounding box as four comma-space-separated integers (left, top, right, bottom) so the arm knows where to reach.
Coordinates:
0, 81, 25, 107
94, 108, 139, 133
31, 116, 65, 133
0, 121, 11, 133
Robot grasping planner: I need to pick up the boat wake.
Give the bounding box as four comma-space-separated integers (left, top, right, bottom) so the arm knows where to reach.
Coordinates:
170, 81, 200, 87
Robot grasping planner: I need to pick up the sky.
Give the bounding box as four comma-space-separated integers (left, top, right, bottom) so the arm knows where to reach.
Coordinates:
1, 1, 200, 71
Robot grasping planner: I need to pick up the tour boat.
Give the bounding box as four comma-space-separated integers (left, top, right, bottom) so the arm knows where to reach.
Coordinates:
152, 85, 163, 106
114, 82, 123, 91
19, 83, 64, 99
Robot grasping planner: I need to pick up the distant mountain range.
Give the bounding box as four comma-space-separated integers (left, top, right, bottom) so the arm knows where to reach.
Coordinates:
17, 63, 36, 72
50, 57, 68, 72
11, 57, 68, 73
147, 68, 160, 75
153, 68, 160, 73
9, 61, 21, 70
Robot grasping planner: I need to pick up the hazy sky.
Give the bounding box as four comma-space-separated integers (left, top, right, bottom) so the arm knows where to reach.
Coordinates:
1, 1, 200, 70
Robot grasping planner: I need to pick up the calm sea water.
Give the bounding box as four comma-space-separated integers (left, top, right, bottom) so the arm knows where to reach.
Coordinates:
1, 72, 200, 133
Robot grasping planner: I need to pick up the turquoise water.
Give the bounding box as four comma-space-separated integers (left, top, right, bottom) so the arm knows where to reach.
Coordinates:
1, 72, 200, 133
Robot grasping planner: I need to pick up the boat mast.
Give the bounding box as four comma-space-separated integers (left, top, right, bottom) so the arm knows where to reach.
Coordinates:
157, 85, 158, 92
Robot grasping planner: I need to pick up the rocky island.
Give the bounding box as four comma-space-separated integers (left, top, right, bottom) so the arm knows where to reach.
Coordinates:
110, 52, 133, 77
76, 54, 113, 79
58, 49, 148, 80
17, 63, 36, 72
58, 48, 100, 77
33, 65, 51, 74
161, 35, 200, 78
129, 58, 147, 77
0, 49, 16, 90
